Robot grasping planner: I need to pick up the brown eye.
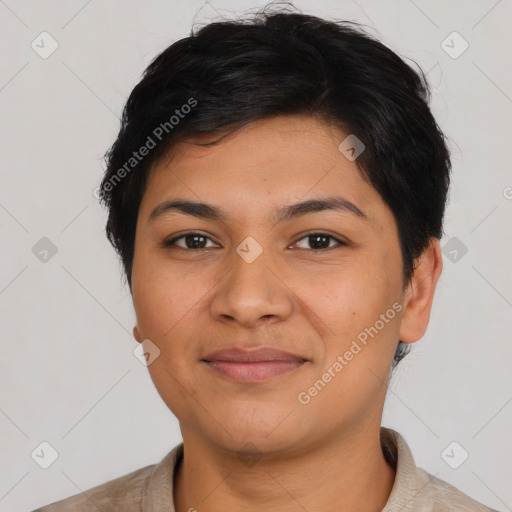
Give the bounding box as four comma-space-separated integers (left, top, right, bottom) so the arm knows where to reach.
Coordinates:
164, 233, 218, 249
294, 233, 346, 250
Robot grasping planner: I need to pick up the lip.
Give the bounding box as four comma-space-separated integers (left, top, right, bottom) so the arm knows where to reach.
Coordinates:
202, 347, 306, 363
201, 347, 307, 383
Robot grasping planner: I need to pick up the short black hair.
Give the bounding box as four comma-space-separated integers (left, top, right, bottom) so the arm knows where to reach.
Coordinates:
99, 4, 451, 368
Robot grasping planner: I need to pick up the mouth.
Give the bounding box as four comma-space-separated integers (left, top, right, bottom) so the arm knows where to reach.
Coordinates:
201, 347, 308, 383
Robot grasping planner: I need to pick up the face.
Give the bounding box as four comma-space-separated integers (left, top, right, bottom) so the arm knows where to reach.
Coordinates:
131, 115, 421, 455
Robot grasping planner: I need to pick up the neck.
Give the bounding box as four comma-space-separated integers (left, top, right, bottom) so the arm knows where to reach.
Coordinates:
173, 425, 396, 512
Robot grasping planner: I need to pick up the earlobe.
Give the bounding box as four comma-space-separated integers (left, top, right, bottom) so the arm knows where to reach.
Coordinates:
398, 238, 443, 344
133, 325, 143, 343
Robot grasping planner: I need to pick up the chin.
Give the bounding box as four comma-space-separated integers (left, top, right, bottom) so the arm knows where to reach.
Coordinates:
207, 416, 303, 453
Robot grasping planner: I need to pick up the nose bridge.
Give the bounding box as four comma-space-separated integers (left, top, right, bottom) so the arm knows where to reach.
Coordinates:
209, 238, 292, 326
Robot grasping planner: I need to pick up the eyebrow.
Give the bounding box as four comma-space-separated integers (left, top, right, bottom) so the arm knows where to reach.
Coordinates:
148, 196, 368, 224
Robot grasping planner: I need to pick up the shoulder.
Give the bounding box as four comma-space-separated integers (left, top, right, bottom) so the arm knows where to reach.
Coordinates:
30, 462, 156, 512
380, 427, 498, 512
415, 467, 499, 512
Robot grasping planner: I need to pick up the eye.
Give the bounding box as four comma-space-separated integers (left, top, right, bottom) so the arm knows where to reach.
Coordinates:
163, 232, 219, 250
162, 232, 346, 251
293, 232, 347, 251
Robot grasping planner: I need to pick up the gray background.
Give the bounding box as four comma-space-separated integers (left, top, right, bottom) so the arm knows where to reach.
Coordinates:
1, 0, 511, 511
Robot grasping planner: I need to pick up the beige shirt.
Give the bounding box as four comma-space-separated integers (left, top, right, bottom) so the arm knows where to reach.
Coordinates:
33, 427, 498, 511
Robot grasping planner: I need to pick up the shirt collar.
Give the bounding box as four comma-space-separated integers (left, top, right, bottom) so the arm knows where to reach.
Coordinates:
142, 427, 420, 512
381, 427, 427, 511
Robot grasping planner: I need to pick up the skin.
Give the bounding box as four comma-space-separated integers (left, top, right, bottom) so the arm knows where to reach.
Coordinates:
131, 115, 443, 512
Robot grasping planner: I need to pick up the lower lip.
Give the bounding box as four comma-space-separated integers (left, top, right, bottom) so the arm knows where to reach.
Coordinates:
203, 360, 305, 382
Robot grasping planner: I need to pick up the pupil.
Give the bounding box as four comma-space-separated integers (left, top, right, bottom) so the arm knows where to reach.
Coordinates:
311, 235, 329, 249
187, 235, 205, 248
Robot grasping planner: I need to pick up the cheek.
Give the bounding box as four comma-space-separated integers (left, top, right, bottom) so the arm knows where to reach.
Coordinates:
309, 255, 403, 363
132, 256, 206, 340
310, 260, 396, 324
305, 272, 402, 417
132, 266, 207, 415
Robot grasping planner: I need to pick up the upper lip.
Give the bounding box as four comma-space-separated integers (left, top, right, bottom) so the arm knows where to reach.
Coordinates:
202, 347, 306, 363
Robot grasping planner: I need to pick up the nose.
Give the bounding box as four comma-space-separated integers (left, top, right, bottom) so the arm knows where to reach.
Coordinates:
209, 246, 294, 328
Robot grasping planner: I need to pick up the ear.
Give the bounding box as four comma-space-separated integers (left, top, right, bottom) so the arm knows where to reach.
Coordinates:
133, 325, 143, 343
399, 238, 443, 344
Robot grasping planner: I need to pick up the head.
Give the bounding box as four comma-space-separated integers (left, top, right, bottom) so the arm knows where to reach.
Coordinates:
99, 7, 449, 454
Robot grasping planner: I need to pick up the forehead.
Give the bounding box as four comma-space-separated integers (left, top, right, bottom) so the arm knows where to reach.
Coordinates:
140, 115, 388, 229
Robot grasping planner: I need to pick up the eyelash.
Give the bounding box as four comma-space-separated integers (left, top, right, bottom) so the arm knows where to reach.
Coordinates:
162, 232, 347, 251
